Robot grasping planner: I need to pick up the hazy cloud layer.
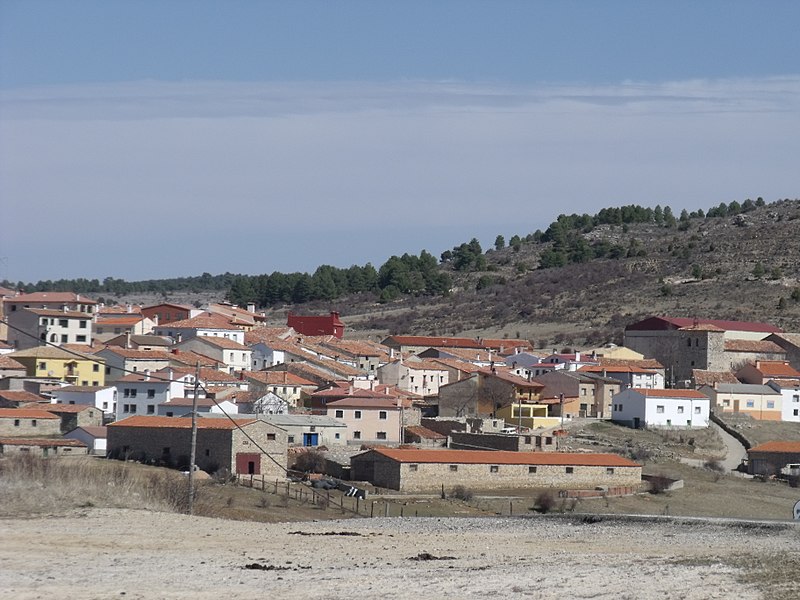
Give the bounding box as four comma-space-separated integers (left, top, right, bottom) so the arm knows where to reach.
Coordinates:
1, 77, 798, 281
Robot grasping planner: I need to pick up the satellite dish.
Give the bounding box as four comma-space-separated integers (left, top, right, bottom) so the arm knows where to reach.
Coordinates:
794, 499, 800, 521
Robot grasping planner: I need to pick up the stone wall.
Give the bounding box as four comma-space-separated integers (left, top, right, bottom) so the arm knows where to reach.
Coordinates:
0, 416, 61, 437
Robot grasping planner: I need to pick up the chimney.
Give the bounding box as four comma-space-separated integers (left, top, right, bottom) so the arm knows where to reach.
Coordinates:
144, 369, 150, 381
126, 303, 132, 313
125, 332, 131, 349
575, 351, 581, 361
246, 302, 256, 313
348, 384, 354, 395
176, 333, 182, 343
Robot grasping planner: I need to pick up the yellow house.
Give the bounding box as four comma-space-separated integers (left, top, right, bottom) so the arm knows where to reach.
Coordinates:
8, 346, 106, 386
497, 402, 561, 429
588, 344, 645, 360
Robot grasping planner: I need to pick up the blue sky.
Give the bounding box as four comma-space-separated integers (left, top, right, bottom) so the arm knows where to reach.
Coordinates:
1, 1, 799, 282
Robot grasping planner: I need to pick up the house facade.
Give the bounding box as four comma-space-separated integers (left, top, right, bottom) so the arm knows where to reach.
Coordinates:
107, 415, 288, 476
325, 397, 403, 444
51, 385, 118, 416
377, 359, 449, 397
9, 347, 105, 386
287, 311, 345, 338
350, 448, 642, 492
700, 383, 783, 421
0, 408, 62, 436
612, 388, 709, 429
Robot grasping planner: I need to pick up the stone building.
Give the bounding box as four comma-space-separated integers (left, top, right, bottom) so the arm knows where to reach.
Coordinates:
0, 408, 62, 437
449, 431, 557, 452
747, 441, 800, 476
438, 369, 544, 418
350, 448, 642, 492
107, 415, 288, 477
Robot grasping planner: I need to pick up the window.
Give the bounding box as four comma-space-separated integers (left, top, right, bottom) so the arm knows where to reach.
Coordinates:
694, 406, 701, 414
767, 401, 775, 409
335, 410, 344, 418
147, 405, 155, 414
524, 436, 532, 444
40, 318, 48, 325
287, 436, 295, 444
59, 319, 68, 328
793, 395, 800, 402
376, 432, 387, 440
162, 447, 170, 455
92, 364, 99, 372
353, 431, 361, 440
147, 389, 155, 399
656, 405, 665, 413
205, 449, 210, 457
79, 320, 87, 329
449, 465, 458, 472
687, 339, 691, 347
565, 467, 574, 474
130, 389, 137, 398
677, 406, 684, 414
746, 400, 755, 408
379, 411, 387, 420
545, 437, 553, 446
528, 466, 537, 474
39, 362, 47, 370
105, 367, 111, 375
267, 433, 276, 441
102, 402, 108, 409
606, 468, 615, 475
334, 433, 340, 439
13, 419, 20, 427
410, 376, 414, 382
130, 405, 137, 413
409, 464, 418, 472
32, 420, 37, 427
81, 380, 88, 386
123, 389, 130, 398
92, 381, 98, 386
354, 410, 362, 419
794, 409, 799, 417
97, 327, 104, 334
489, 465, 499, 473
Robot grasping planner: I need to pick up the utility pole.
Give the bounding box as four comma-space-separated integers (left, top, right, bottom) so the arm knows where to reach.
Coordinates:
188, 361, 200, 514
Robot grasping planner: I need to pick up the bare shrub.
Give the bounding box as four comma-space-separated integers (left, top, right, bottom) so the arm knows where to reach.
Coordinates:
449, 485, 473, 501
648, 475, 671, 495
704, 459, 725, 473
292, 451, 326, 474
533, 491, 555, 513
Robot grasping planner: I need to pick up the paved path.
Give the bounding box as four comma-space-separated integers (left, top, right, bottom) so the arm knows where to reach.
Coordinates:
711, 421, 748, 472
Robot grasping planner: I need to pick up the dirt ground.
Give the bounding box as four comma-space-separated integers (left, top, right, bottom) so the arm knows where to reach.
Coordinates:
2, 509, 799, 600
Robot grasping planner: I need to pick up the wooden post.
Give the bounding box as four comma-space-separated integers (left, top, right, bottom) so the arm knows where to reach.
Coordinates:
250, 474, 253, 487
327, 490, 331, 509
510, 501, 513, 516
371, 501, 375, 517
384, 502, 389, 517
400, 505, 404, 518
261, 476, 265, 491
275, 480, 278, 494
356, 496, 360, 513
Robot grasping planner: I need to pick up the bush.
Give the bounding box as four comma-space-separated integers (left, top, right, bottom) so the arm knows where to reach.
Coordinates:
703, 459, 725, 473
788, 475, 800, 489
449, 485, 473, 501
533, 491, 556, 513
292, 450, 326, 474
648, 475, 671, 495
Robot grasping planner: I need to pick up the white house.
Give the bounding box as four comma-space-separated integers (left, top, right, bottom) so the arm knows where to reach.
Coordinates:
64, 425, 107, 455
156, 397, 239, 417
377, 358, 449, 397
767, 379, 800, 423
114, 368, 189, 420
175, 336, 252, 373
612, 388, 709, 429
51, 385, 118, 416
153, 312, 245, 344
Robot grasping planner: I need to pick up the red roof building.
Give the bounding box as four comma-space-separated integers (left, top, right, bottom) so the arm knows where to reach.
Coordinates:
287, 311, 345, 339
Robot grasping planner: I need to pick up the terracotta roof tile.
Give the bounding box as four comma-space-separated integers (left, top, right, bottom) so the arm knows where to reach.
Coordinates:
384, 336, 485, 349
724, 340, 785, 353
157, 312, 243, 331
749, 441, 800, 454
752, 361, 800, 377
0, 408, 59, 419
0, 438, 86, 447
7, 292, 96, 304
108, 415, 255, 429
692, 370, 740, 386
0, 390, 44, 403
633, 388, 708, 399
245, 371, 317, 386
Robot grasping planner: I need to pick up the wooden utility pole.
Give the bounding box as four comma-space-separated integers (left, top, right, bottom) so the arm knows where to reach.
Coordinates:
188, 361, 200, 514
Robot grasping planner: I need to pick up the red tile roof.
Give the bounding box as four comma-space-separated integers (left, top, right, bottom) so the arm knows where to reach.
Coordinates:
0, 390, 43, 403
692, 370, 740, 386
0, 408, 59, 419
753, 361, 800, 377
108, 415, 256, 429
158, 312, 243, 331
404, 425, 447, 440
245, 371, 317, 386
189, 337, 250, 350
748, 441, 800, 454
7, 292, 96, 304
326, 397, 402, 409
626, 316, 781, 334
365, 448, 640, 467
37, 404, 97, 414
384, 336, 485, 349
94, 316, 145, 326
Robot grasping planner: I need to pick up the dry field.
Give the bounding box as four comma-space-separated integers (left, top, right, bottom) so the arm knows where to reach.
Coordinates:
1, 509, 799, 599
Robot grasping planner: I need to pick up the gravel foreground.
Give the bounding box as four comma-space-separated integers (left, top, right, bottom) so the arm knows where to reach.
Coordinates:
2, 509, 799, 599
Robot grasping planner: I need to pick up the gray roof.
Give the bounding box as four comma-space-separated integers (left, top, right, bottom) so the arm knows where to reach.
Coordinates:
713, 384, 781, 395
256, 414, 347, 428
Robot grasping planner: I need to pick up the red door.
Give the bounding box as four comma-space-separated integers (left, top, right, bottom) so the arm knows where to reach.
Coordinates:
235, 453, 261, 475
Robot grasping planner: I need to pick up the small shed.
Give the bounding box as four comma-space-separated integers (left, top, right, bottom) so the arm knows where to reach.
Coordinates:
747, 441, 800, 476
65, 426, 108, 455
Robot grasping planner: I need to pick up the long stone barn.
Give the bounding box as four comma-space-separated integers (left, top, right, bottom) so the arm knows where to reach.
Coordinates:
107, 415, 288, 478
350, 448, 642, 493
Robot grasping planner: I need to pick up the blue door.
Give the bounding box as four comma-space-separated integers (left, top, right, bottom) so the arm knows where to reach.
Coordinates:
303, 433, 319, 447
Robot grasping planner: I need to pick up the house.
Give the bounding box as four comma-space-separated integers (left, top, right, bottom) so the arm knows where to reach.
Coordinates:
764, 333, 800, 371
326, 397, 403, 444
314, 338, 389, 374
0, 390, 45, 407
0, 285, 16, 341
207, 302, 266, 330
30, 403, 104, 433
381, 335, 485, 355
425, 357, 482, 383
156, 396, 239, 417
8, 346, 105, 386
403, 425, 447, 447
623, 316, 783, 383
449, 430, 557, 452
700, 383, 782, 421
114, 368, 188, 420
495, 402, 561, 430
534, 370, 622, 419
0, 354, 27, 379
0, 407, 62, 436
377, 358, 449, 397
141, 303, 196, 326
95, 347, 172, 382
107, 415, 288, 476
50, 385, 118, 416
0, 437, 87, 457
736, 360, 800, 385
244, 371, 318, 409
746, 441, 800, 476
64, 425, 107, 455
93, 314, 155, 342
416, 347, 500, 368
350, 448, 642, 492
8, 308, 94, 350
257, 413, 348, 447
691, 369, 740, 389
612, 388, 709, 429
766, 379, 800, 422
103, 333, 173, 351
175, 336, 252, 373
540, 351, 600, 372
579, 364, 665, 390
287, 311, 345, 338
153, 312, 245, 344
438, 369, 544, 419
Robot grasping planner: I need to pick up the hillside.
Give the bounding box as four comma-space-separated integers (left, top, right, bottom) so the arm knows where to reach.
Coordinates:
276, 198, 800, 344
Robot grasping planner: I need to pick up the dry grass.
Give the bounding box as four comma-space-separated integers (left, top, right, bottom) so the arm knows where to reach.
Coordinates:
0, 454, 192, 516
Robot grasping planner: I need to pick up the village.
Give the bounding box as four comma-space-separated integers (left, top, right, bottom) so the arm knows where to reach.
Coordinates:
1, 287, 799, 517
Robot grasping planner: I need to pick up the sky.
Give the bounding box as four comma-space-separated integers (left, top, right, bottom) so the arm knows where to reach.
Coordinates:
1, 1, 799, 283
